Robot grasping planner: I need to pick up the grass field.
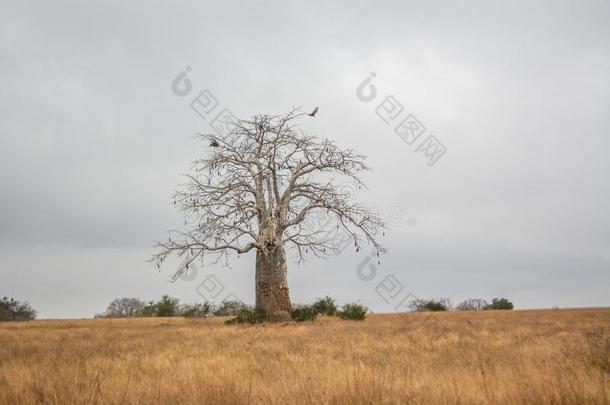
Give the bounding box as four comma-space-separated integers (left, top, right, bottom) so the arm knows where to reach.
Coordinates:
0, 308, 608, 404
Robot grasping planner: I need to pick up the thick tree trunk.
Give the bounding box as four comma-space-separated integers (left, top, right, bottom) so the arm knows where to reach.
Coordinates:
255, 246, 291, 321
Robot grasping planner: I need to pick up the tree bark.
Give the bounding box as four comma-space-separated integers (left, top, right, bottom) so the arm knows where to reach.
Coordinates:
255, 246, 291, 321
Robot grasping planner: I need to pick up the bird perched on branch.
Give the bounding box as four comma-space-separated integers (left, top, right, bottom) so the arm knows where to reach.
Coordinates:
307, 106, 319, 117
210, 139, 219, 147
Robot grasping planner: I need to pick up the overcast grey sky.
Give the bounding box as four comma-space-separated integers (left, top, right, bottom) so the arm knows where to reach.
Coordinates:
1, 0, 608, 318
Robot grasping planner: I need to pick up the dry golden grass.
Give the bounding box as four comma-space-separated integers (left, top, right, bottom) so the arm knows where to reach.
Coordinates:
0, 308, 608, 404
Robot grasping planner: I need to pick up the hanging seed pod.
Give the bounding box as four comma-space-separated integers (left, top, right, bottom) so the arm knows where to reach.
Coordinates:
356, 247, 360, 253
377, 260, 381, 265
383, 232, 386, 237
376, 251, 379, 257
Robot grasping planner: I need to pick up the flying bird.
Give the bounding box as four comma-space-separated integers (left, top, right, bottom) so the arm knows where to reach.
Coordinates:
209, 139, 219, 147
308, 106, 319, 117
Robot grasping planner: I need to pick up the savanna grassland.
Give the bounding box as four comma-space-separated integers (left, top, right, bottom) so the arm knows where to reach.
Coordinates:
0, 308, 608, 404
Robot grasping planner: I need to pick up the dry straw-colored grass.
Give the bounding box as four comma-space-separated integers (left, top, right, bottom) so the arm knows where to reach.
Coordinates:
0, 308, 608, 404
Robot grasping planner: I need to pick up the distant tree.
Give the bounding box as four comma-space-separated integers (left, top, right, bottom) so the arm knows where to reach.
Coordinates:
456, 298, 488, 311
409, 298, 451, 312
154, 295, 180, 317
102, 298, 145, 318
484, 298, 514, 310
181, 302, 215, 318
101, 296, 183, 318
0, 297, 37, 321
140, 301, 157, 317
213, 300, 248, 317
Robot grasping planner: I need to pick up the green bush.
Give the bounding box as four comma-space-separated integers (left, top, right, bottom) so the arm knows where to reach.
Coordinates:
338, 303, 367, 320
409, 298, 451, 312
225, 307, 266, 325
214, 300, 248, 317
311, 296, 337, 316
154, 295, 180, 317
139, 301, 156, 317
484, 298, 514, 310
291, 304, 318, 322
131, 296, 180, 317
181, 302, 215, 318
424, 301, 448, 311
0, 297, 37, 321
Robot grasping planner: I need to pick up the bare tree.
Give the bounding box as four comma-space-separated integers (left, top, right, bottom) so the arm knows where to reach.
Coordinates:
103, 297, 145, 318
152, 108, 385, 321
456, 298, 488, 311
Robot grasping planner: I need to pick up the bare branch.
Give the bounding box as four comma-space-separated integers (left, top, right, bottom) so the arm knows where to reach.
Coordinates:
152, 108, 386, 276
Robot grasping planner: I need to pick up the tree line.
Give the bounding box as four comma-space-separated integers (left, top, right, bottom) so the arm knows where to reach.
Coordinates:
410, 297, 514, 312
94, 295, 368, 322
94, 295, 515, 322
0, 295, 515, 323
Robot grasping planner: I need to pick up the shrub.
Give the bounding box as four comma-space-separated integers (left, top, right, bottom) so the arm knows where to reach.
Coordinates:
338, 303, 367, 320
456, 298, 488, 311
484, 298, 514, 310
119, 296, 180, 317
0, 297, 37, 321
409, 298, 451, 312
311, 296, 337, 316
181, 302, 215, 318
154, 295, 180, 317
224, 307, 266, 325
213, 300, 248, 316
139, 301, 156, 317
291, 304, 318, 322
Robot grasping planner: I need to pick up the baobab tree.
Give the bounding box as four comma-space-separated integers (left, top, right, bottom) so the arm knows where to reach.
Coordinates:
152, 108, 385, 321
